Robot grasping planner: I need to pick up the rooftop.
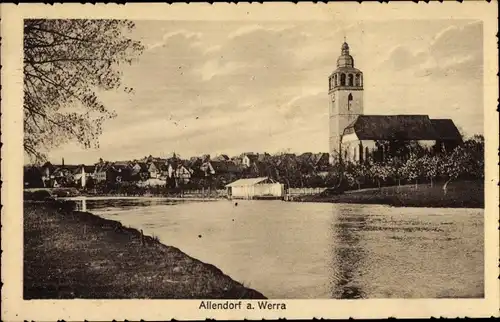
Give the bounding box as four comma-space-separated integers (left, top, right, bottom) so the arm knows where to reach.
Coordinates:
225, 177, 274, 187
345, 115, 452, 141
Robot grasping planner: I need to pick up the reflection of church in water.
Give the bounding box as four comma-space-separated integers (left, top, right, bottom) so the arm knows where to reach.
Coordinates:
327, 40, 462, 164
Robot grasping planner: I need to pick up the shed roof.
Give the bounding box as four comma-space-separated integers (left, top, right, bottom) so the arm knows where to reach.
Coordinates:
225, 177, 271, 187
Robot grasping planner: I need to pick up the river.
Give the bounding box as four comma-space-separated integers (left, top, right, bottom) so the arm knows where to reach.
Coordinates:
72, 197, 484, 299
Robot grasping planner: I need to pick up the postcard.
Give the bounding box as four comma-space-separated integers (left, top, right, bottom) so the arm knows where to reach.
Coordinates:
1, 2, 498, 320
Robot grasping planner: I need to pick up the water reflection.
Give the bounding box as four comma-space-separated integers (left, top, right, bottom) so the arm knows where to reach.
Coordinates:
77, 198, 87, 212
73, 198, 483, 299
71, 197, 209, 213
330, 205, 368, 299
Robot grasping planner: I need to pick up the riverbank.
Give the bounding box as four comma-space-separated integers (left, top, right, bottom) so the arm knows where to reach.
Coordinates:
24, 188, 225, 200
24, 200, 266, 299
64, 195, 223, 202
295, 180, 484, 208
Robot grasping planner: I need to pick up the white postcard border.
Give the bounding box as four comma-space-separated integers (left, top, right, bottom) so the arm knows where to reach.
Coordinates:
1, 2, 498, 320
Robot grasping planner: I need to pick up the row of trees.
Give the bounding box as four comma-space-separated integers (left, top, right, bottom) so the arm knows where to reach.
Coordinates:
332, 135, 484, 193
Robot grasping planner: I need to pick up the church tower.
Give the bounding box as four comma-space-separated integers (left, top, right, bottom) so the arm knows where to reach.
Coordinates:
328, 40, 364, 162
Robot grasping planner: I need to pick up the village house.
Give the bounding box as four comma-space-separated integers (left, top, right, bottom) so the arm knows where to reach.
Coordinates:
241, 153, 258, 168
231, 156, 243, 166
72, 165, 95, 187
187, 157, 204, 177
310, 153, 330, 171
245, 160, 277, 179
93, 161, 112, 183
40, 161, 54, 179
166, 159, 193, 186
147, 162, 162, 179
213, 154, 230, 162
38, 159, 80, 187
200, 160, 242, 187
112, 162, 132, 183
130, 162, 149, 181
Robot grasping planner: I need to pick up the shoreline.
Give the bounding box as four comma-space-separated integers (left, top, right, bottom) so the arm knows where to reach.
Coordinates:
293, 197, 484, 209
23, 199, 266, 299
24, 179, 484, 209
62, 195, 224, 202
293, 180, 484, 209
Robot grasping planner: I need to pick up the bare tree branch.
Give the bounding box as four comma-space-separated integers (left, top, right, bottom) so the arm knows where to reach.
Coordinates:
23, 19, 144, 162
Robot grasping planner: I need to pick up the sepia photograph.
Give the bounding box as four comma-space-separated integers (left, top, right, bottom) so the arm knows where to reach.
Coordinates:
2, 2, 498, 321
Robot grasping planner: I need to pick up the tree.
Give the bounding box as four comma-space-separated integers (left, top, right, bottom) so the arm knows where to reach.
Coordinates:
346, 162, 369, 190
370, 163, 390, 189
420, 155, 439, 186
24, 19, 144, 161
384, 156, 405, 187
274, 153, 302, 188
439, 146, 467, 195
401, 154, 423, 188
463, 135, 484, 179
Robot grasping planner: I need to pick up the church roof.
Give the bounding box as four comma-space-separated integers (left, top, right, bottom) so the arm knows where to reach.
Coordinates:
345, 115, 452, 141
430, 119, 463, 142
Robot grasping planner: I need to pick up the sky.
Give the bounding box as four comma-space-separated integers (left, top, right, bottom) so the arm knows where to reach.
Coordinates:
46, 19, 483, 164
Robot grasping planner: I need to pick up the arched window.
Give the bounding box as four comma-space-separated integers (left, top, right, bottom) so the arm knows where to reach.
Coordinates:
348, 74, 354, 86
355, 74, 361, 86
340, 73, 346, 86
334, 74, 337, 86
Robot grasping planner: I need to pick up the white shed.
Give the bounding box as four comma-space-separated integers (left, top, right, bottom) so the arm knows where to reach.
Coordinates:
225, 177, 284, 200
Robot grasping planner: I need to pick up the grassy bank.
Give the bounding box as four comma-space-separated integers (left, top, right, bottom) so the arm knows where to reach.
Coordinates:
296, 180, 483, 208
24, 200, 266, 299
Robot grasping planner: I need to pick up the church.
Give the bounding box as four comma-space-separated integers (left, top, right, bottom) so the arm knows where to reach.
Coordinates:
328, 40, 463, 164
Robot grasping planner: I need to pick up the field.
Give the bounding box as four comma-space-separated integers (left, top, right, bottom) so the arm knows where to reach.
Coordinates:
297, 180, 484, 208
23, 200, 266, 299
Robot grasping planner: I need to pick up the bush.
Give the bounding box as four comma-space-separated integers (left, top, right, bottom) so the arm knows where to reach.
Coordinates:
24, 190, 52, 201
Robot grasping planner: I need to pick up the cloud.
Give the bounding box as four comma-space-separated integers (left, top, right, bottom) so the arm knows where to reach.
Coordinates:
415, 53, 482, 79
377, 21, 482, 81
147, 30, 202, 51
227, 24, 294, 39
196, 60, 248, 81
429, 21, 482, 61
278, 90, 326, 121
380, 46, 427, 71
420, 21, 483, 79
203, 44, 222, 55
